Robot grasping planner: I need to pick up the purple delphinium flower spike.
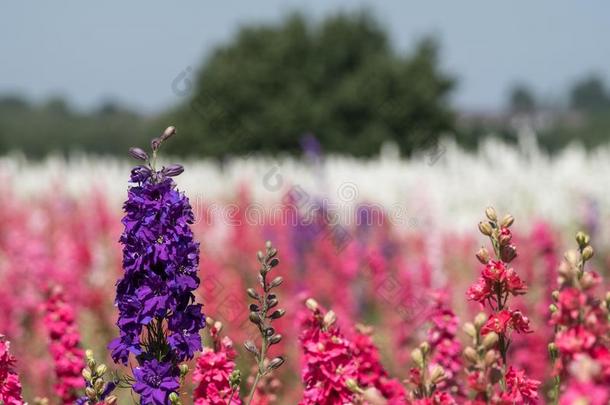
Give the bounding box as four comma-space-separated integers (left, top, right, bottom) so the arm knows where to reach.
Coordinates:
109, 127, 205, 404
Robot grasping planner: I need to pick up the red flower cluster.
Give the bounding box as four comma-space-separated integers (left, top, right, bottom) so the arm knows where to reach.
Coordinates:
466, 260, 527, 304
0, 336, 24, 405
298, 302, 359, 405
43, 287, 84, 404
193, 321, 241, 405
481, 309, 532, 335
549, 233, 610, 402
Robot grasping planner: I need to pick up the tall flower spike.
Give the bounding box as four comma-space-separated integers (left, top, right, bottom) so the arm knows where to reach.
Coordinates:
244, 241, 285, 405
0, 335, 25, 405
109, 126, 205, 405
549, 232, 610, 404
465, 208, 540, 402
43, 286, 85, 404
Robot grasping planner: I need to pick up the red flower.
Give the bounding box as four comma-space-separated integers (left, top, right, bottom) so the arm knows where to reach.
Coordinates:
555, 327, 596, 355
503, 366, 540, 404
482, 260, 507, 282
481, 310, 532, 335
505, 268, 527, 296
466, 277, 492, 303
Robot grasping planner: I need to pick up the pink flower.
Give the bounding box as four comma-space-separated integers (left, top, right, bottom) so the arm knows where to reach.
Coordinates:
0, 337, 24, 405
505, 268, 527, 296
466, 277, 492, 303
43, 288, 84, 404
503, 366, 540, 404
559, 381, 609, 405
482, 260, 507, 282
481, 310, 532, 335
193, 333, 241, 405
555, 327, 596, 355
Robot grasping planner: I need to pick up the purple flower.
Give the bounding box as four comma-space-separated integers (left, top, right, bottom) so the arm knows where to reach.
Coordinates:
133, 359, 180, 405
110, 156, 205, 370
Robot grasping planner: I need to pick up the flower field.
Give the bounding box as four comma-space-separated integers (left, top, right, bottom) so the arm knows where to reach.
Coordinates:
0, 134, 609, 404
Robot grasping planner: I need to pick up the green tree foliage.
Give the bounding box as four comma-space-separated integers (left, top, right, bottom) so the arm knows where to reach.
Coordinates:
0, 96, 148, 157
166, 12, 456, 157
509, 84, 536, 113
570, 75, 610, 112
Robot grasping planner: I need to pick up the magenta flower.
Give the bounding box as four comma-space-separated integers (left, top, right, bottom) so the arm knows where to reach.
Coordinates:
0, 336, 24, 405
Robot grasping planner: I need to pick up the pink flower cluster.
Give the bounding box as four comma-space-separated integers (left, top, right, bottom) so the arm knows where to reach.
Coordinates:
43, 287, 85, 404
298, 299, 405, 404
549, 234, 610, 402
0, 336, 24, 405
193, 321, 242, 405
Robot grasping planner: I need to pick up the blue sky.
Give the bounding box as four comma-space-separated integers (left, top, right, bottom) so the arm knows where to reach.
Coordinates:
1, 1, 609, 113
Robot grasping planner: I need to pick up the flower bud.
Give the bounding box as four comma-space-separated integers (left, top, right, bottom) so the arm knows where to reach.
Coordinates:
548, 342, 558, 358
482, 332, 499, 350
549, 304, 558, 313
161, 126, 177, 142
269, 309, 286, 320
323, 310, 337, 328
129, 147, 149, 161
485, 207, 498, 222
179, 363, 189, 377
95, 364, 107, 376
478, 221, 493, 236
411, 348, 424, 367
474, 313, 487, 329
247, 288, 259, 300
244, 340, 259, 356
463, 347, 478, 364
105, 396, 118, 405
576, 231, 590, 248
268, 356, 285, 370
484, 350, 498, 366
85, 387, 97, 400
345, 378, 362, 394
429, 364, 446, 384
93, 378, 105, 393
582, 246, 594, 261
500, 245, 517, 263
475, 247, 490, 264
500, 214, 514, 228
269, 276, 283, 288
249, 312, 262, 325
82, 368, 92, 381
551, 290, 559, 301
162, 164, 184, 177
168, 392, 180, 405
269, 334, 282, 345
305, 298, 318, 311
419, 342, 431, 355
463, 322, 477, 338
229, 369, 241, 387
213, 321, 223, 333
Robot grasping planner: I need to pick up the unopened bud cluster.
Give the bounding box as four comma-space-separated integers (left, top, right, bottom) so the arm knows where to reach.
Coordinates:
81, 350, 116, 405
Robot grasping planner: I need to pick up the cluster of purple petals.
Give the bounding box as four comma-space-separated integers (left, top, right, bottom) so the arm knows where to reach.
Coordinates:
109, 165, 205, 402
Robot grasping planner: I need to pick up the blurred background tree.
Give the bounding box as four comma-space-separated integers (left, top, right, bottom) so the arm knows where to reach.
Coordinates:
163, 12, 455, 158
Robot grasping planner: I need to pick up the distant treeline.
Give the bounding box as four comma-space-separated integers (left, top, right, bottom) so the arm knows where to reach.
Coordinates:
1, 12, 610, 158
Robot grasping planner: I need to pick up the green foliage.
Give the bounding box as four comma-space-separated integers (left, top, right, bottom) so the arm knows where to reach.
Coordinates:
0, 96, 148, 158
166, 12, 455, 157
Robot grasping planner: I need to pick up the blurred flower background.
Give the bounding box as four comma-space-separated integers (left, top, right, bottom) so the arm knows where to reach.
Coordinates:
1, 2, 610, 403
